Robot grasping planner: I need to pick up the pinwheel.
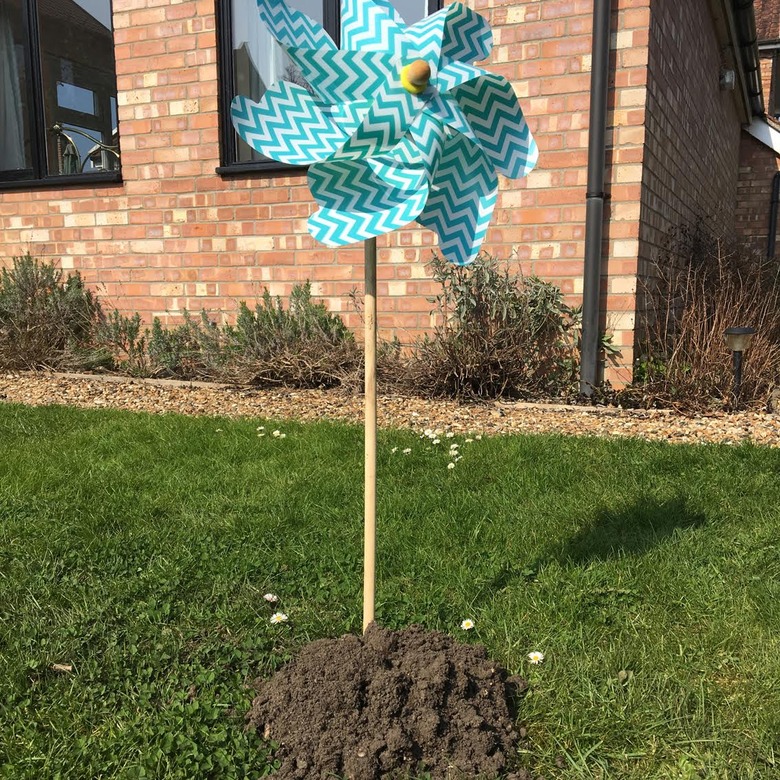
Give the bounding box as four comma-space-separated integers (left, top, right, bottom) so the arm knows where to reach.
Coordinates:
232, 0, 537, 266
231, 0, 538, 629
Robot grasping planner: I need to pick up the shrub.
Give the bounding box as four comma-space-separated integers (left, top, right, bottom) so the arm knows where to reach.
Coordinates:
404, 253, 581, 399
228, 283, 360, 387
632, 222, 780, 411
97, 310, 148, 375
145, 312, 220, 380
0, 255, 108, 370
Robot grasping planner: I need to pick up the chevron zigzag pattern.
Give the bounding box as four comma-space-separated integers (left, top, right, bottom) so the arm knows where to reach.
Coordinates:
439, 3, 492, 64
256, 0, 335, 50
424, 94, 477, 144
340, 0, 408, 54
286, 47, 393, 103
451, 73, 538, 179
337, 80, 424, 160
435, 58, 484, 92
418, 131, 497, 266
320, 100, 372, 135
368, 156, 427, 191
308, 188, 428, 246
308, 157, 424, 213
231, 87, 347, 166
369, 0, 405, 26
408, 110, 445, 176
384, 135, 421, 166
236, 0, 537, 264
403, 9, 448, 61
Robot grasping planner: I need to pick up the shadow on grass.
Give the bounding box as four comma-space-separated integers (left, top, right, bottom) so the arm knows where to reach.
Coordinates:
554, 496, 708, 565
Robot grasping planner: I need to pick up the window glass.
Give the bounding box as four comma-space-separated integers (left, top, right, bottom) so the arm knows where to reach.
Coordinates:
0, 0, 33, 176
37, 0, 120, 175
393, 0, 428, 25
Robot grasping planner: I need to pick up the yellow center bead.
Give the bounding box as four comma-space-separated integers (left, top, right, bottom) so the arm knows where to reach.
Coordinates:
400, 59, 431, 94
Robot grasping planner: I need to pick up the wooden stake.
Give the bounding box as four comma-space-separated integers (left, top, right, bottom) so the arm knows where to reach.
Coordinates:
363, 236, 377, 633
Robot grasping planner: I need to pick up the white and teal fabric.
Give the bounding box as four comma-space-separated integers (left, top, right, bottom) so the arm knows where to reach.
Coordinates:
231, 0, 538, 265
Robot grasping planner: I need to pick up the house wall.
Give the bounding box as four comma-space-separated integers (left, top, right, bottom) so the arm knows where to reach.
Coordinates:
0, 0, 650, 386
638, 0, 743, 275
734, 131, 780, 256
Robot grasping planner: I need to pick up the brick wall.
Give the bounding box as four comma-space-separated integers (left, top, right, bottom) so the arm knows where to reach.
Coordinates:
639, 0, 743, 269
0, 0, 670, 387
734, 131, 780, 255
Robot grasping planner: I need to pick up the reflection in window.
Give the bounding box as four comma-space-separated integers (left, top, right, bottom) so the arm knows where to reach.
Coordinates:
223, 0, 432, 167
0, 0, 120, 183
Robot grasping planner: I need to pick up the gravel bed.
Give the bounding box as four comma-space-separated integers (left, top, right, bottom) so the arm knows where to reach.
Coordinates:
1, 371, 780, 448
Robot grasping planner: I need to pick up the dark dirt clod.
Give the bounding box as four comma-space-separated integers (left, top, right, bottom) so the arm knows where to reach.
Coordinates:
246, 623, 526, 779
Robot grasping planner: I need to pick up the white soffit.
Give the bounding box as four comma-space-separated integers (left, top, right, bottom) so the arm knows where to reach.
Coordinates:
746, 118, 780, 154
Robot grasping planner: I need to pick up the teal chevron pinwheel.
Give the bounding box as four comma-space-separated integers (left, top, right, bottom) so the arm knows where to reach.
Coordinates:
231, 0, 538, 265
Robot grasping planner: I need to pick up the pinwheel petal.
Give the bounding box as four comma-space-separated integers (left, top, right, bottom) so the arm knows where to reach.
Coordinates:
440, 2, 492, 64
231, 86, 347, 166
424, 93, 477, 144
340, 0, 411, 56
369, 0, 406, 26
320, 100, 372, 136
285, 47, 395, 103
435, 58, 484, 92
256, 0, 336, 50
417, 131, 497, 266
403, 8, 449, 61
336, 75, 429, 160
451, 73, 538, 179
368, 156, 428, 191
408, 109, 446, 178
309, 188, 428, 246
308, 157, 423, 212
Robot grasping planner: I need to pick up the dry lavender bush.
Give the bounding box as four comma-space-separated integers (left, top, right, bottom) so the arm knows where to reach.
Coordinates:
0, 256, 109, 371
403, 253, 581, 400
633, 223, 780, 411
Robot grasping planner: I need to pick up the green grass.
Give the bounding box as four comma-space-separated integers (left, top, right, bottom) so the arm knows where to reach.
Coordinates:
1, 403, 779, 779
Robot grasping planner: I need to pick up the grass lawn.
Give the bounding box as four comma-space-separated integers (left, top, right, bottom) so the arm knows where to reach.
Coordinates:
1, 402, 779, 779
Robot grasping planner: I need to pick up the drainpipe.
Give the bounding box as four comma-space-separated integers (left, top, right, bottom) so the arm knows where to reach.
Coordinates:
769, 171, 780, 259
579, 0, 611, 396
733, 0, 765, 116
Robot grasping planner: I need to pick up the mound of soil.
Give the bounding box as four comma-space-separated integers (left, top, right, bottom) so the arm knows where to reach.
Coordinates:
246, 623, 529, 779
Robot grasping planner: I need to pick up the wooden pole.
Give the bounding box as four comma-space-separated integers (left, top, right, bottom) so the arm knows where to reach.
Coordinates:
363, 236, 377, 633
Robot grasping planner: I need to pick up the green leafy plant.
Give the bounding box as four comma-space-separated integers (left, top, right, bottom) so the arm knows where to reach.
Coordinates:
0, 255, 107, 370
405, 253, 581, 399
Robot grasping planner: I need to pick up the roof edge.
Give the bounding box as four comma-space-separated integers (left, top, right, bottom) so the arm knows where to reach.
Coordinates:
745, 116, 780, 153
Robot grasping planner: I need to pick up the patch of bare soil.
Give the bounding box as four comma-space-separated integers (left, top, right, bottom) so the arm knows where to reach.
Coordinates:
246, 623, 529, 780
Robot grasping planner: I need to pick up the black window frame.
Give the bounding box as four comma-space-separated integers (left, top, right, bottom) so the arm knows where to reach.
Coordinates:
215, 0, 441, 176
0, 0, 122, 191
771, 52, 780, 120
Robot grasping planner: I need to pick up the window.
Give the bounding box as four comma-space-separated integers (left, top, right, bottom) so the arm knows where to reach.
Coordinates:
0, 0, 120, 186
217, 0, 439, 172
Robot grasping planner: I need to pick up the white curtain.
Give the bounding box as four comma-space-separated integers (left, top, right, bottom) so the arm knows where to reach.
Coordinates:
0, 2, 26, 171
232, 0, 284, 92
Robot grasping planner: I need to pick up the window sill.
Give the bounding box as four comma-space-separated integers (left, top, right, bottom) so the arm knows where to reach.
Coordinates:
0, 172, 123, 192
216, 162, 308, 177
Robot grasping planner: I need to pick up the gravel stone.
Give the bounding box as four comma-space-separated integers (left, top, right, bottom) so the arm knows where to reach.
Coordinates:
2, 371, 779, 448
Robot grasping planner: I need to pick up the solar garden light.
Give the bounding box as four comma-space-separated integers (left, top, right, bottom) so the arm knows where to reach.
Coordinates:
231, 0, 538, 631
724, 326, 756, 407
